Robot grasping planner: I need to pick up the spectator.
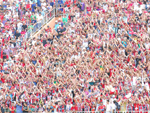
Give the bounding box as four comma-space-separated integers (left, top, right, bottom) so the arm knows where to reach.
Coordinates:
23, 102, 29, 113
37, 13, 43, 29
4, 105, 10, 113
0, 103, 5, 113
50, 0, 55, 7
31, 16, 37, 24
28, 23, 34, 30
22, 22, 27, 31
16, 100, 23, 113
14, 30, 21, 40
9, 102, 15, 113
31, 1, 37, 13
0, 0, 150, 113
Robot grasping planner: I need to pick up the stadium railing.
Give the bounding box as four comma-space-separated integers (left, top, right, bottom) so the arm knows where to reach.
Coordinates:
24, 8, 55, 39
24, 0, 79, 40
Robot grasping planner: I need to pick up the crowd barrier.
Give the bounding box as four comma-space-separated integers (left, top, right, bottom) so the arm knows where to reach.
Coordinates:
23, 0, 81, 40
24, 8, 55, 39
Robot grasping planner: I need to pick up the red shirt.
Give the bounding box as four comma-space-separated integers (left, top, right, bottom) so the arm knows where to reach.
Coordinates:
5, 100, 11, 107
44, 44, 50, 47
87, 7, 91, 11
0, 15, 4, 21
0, 63, 3, 70
134, 103, 139, 111
101, 83, 105, 88
65, 0, 71, 7
26, 4, 31, 9
98, 105, 105, 113
1, 77, 5, 83
109, 69, 112, 77
73, 0, 76, 4
5, 25, 10, 29
45, 28, 51, 32
10, 106, 15, 113
71, 106, 78, 111
21, 31, 26, 35
127, 3, 133, 9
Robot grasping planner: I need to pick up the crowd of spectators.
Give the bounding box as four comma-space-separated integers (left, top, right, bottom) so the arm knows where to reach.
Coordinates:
0, 0, 150, 113
0, 0, 53, 57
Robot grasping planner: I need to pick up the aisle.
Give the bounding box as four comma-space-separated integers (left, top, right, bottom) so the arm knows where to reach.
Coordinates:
32, 16, 62, 38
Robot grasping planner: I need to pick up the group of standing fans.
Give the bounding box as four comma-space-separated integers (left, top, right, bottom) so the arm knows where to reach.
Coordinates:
0, 0, 150, 113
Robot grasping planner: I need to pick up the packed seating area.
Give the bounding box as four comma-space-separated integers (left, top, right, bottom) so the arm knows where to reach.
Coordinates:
0, 0, 150, 113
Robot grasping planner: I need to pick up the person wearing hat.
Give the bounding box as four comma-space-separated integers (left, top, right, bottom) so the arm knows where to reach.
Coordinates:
54, 20, 59, 30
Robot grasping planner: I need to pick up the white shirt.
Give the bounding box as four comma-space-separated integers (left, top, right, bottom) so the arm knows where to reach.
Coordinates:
69, 28, 75, 34
111, 7, 114, 12
5, 12, 11, 19
145, 82, 149, 91
133, 77, 137, 85
70, 22, 75, 27
37, 15, 43, 21
66, 104, 72, 111
111, 103, 116, 110
103, 99, 107, 106
103, 4, 108, 12
82, 40, 88, 48
145, 43, 150, 50
134, 4, 144, 14
17, 22, 23, 33
148, 27, 150, 33
75, 12, 80, 18
13, 13, 18, 18
134, 3, 139, 11
1, 23, 4, 27
106, 103, 112, 112
32, 40, 36, 46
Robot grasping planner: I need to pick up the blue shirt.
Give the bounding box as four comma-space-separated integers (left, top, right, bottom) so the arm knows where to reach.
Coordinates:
37, 0, 41, 7
50, 2, 54, 7
41, 11, 45, 16
127, 31, 132, 37
122, 41, 127, 47
31, 4, 36, 12
2, 20, 7, 25
54, 24, 59, 30
16, 104, 23, 113
58, 0, 64, 5
113, 27, 118, 34
32, 60, 37, 65
31, 20, 37, 23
